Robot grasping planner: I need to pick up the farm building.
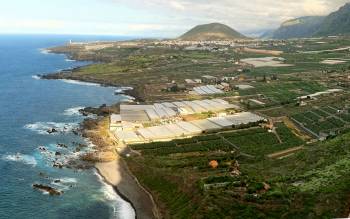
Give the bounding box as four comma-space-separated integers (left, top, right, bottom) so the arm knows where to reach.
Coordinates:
202, 75, 218, 83
120, 105, 153, 122
164, 124, 188, 137
226, 112, 265, 126
208, 117, 234, 128
191, 119, 222, 132
235, 85, 255, 90
249, 99, 266, 106
176, 121, 203, 135
137, 128, 158, 141
298, 89, 343, 100
114, 130, 144, 144
192, 85, 224, 95
110, 114, 122, 131
118, 99, 239, 124
185, 79, 202, 84
148, 126, 178, 141
114, 112, 265, 144
183, 101, 207, 113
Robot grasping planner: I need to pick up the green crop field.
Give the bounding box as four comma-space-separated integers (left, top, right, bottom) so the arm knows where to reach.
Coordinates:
291, 106, 350, 137
238, 81, 326, 105
48, 36, 350, 218
131, 124, 303, 158
127, 123, 350, 218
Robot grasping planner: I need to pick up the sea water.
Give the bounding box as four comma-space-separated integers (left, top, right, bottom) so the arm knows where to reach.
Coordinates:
0, 34, 135, 219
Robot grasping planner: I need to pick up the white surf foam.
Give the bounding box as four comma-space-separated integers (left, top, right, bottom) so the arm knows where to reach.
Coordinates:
39, 49, 50, 55
51, 177, 77, 191
114, 87, 133, 94
59, 177, 78, 184
119, 95, 136, 102
63, 106, 84, 116
65, 58, 76, 62
31, 75, 41, 80
60, 79, 100, 87
94, 171, 136, 219
24, 122, 79, 135
2, 153, 37, 166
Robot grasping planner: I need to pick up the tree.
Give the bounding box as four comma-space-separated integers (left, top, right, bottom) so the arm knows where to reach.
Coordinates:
209, 160, 219, 169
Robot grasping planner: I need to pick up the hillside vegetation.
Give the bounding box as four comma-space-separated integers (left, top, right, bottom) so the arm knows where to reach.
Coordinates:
269, 16, 325, 39
267, 3, 350, 39
179, 23, 248, 41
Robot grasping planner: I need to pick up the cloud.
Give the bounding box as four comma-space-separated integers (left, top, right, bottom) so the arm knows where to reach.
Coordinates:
302, 0, 328, 14
106, 0, 350, 34
2, 0, 349, 37
0, 19, 65, 30
169, 1, 186, 10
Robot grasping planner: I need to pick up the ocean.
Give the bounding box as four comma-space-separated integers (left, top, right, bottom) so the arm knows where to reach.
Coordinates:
0, 34, 135, 219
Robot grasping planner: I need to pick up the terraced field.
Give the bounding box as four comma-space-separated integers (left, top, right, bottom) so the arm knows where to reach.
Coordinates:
291, 106, 350, 138
238, 81, 326, 106
126, 122, 350, 218
130, 123, 303, 159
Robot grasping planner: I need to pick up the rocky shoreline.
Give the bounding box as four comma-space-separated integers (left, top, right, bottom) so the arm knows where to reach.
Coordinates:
39, 69, 145, 102
40, 48, 158, 218
76, 96, 159, 219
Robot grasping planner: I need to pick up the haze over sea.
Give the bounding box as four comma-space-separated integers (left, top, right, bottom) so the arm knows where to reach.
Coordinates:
0, 34, 135, 219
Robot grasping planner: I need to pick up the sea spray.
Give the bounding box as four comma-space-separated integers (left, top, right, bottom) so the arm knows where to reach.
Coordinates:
51, 177, 77, 191
24, 122, 79, 135
63, 106, 85, 116
2, 153, 37, 166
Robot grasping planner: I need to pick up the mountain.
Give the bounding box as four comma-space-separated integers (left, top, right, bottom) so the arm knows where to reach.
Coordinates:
266, 3, 350, 39
268, 16, 325, 39
315, 3, 350, 36
179, 23, 248, 41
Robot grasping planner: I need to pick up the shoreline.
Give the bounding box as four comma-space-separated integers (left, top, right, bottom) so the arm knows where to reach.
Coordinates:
94, 165, 137, 218
40, 71, 144, 102
43, 49, 157, 218
95, 160, 159, 219
78, 103, 159, 219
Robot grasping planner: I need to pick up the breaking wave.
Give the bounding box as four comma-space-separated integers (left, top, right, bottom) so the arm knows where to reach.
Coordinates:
114, 87, 133, 94
65, 58, 76, 62
119, 95, 136, 102
63, 106, 84, 116
2, 153, 37, 166
24, 122, 78, 135
51, 177, 77, 191
60, 79, 100, 87
94, 171, 135, 219
31, 75, 41, 80
39, 49, 50, 55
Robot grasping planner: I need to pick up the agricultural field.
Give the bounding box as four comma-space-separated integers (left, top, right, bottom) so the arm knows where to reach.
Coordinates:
48, 36, 350, 218
238, 80, 326, 106
243, 37, 350, 76
126, 122, 350, 218
291, 105, 350, 138
257, 92, 350, 118
48, 46, 242, 101
47, 36, 350, 103
130, 123, 303, 159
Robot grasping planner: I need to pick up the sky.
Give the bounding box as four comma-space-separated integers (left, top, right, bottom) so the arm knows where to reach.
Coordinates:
0, 0, 349, 37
